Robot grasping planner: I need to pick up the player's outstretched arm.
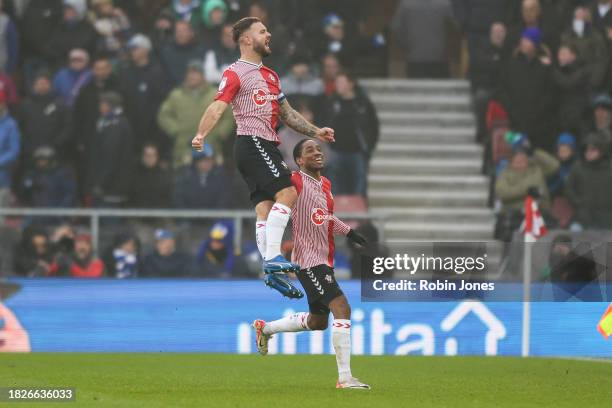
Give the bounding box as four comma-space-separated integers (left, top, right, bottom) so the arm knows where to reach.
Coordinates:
192, 100, 229, 151
279, 99, 335, 142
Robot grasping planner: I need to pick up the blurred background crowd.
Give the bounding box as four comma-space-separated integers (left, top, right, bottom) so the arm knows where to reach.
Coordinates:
0, 0, 611, 279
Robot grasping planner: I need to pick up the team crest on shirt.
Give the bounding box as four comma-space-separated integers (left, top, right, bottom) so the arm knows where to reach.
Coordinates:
269, 73, 276, 82
311, 208, 333, 226
252, 89, 278, 106
325, 274, 333, 283
218, 77, 227, 91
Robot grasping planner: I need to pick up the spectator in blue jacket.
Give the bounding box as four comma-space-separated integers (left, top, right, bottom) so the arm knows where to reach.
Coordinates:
0, 89, 19, 209
141, 229, 198, 277
547, 133, 577, 197
52, 48, 92, 107
173, 145, 232, 209
158, 20, 204, 86
20, 146, 77, 208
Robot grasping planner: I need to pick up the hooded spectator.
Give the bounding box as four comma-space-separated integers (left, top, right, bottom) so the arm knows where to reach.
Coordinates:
151, 9, 175, 49
552, 42, 590, 136
560, 4, 610, 88
0, 89, 19, 208
391, 0, 453, 78
547, 133, 577, 196
583, 93, 612, 138
141, 229, 198, 277
119, 34, 170, 152
197, 221, 249, 277
52, 48, 92, 107
158, 20, 205, 86
129, 143, 173, 208
173, 145, 232, 209
13, 226, 53, 277
281, 54, 324, 97
318, 72, 378, 196
203, 23, 239, 84
0, 0, 18, 75
158, 61, 234, 167
565, 131, 612, 229
19, 70, 71, 161
74, 55, 121, 193
87, 91, 133, 207
20, 146, 77, 208
88, 0, 131, 56
45, 0, 99, 68
201, 0, 228, 50
500, 27, 556, 150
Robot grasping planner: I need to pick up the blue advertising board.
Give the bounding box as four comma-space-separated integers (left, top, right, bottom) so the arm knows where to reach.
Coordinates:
1, 279, 610, 357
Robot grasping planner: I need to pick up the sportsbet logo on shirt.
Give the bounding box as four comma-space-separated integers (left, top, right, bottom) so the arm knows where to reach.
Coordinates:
252, 89, 278, 106
311, 208, 333, 226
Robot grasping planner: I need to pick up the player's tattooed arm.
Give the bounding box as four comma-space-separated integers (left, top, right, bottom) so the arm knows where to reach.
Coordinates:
192, 100, 229, 151
279, 99, 335, 142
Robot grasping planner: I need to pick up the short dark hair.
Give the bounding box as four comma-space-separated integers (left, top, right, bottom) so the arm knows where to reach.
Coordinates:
232, 17, 261, 43
292, 138, 310, 165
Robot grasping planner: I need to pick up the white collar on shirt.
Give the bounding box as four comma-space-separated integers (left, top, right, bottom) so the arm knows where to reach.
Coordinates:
300, 171, 322, 185
238, 59, 263, 68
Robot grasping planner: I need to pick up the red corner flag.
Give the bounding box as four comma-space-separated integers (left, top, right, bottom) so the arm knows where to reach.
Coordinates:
523, 196, 547, 240
598, 304, 612, 340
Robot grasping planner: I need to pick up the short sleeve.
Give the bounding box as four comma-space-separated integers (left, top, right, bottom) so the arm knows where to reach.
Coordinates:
215, 69, 240, 103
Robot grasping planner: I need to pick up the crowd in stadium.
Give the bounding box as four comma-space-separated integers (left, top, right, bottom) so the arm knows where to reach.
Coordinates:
2, 0, 612, 278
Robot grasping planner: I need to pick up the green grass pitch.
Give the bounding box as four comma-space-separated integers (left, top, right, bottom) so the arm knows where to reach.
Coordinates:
1, 354, 611, 407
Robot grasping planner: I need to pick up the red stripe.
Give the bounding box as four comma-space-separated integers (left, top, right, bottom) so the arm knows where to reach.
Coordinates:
322, 178, 335, 267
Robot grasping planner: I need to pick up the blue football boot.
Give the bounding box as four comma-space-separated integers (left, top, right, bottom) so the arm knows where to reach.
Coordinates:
264, 273, 304, 299
263, 255, 300, 274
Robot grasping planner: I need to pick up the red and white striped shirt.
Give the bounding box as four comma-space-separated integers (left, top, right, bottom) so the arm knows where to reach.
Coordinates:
215, 59, 285, 143
290, 171, 351, 269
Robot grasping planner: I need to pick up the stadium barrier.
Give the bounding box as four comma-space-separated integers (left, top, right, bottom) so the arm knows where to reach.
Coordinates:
2, 279, 610, 357
0, 208, 388, 255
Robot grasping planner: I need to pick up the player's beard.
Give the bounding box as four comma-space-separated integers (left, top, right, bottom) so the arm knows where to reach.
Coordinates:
253, 40, 271, 58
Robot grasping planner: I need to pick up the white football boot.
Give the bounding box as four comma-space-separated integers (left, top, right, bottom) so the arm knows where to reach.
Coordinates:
336, 377, 371, 389
252, 319, 272, 355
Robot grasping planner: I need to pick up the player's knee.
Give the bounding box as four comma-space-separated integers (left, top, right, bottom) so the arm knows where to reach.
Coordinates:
308, 315, 328, 331
330, 296, 351, 320
275, 186, 297, 207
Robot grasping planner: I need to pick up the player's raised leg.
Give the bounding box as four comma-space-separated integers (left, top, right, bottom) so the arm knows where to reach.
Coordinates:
329, 295, 370, 390
262, 186, 300, 273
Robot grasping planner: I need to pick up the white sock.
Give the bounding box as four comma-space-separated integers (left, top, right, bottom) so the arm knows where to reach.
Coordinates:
255, 220, 266, 259
265, 203, 291, 261
263, 312, 311, 335
332, 319, 352, 381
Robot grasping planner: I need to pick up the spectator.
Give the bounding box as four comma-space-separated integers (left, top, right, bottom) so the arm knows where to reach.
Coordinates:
500, 27, 556, 150
495, 147, 556, 215
119, 34, 169, 152
141, 229, 198, 277
104, 233, 139, 278
547, 133, 577, 196
88, 0, 131, 56
469, 22, 509, 141
584, 93, 612, 137
203, 23, 238, 84
200, 0, 228, 50
52, 48, 92, 107
560, 4, 610, 89
48, 223, 75, 274
565, 131, 612, 229
158, 61, 233, 167
150, 9, 175, 50
74, 56, 120, 191
451, 0, 509, 66
20, 146, 77, 208
45, 0, 98, 68
166, 0, 202, 30
129, 143, 173, 208
18, 70, 71, 162
506, 0, 560, 53
0, 89, 19, 208
159, 20, 204, 86
197, 222, 233, 278
21, 0, 63, 81
590, 0, 612, 32
318, 72, 378, 196
13, 226, 53, 277
552, 42, 590, 136
278, 99, 330, 172
314, 13, 355, 67
280, 54, 324, 98
321, 53, 342, 96
391, 0, 453, 78
49, 233, 104, 278
173, 145, 232, 209
0, 0, 18, 75
87, 91, 133, 207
